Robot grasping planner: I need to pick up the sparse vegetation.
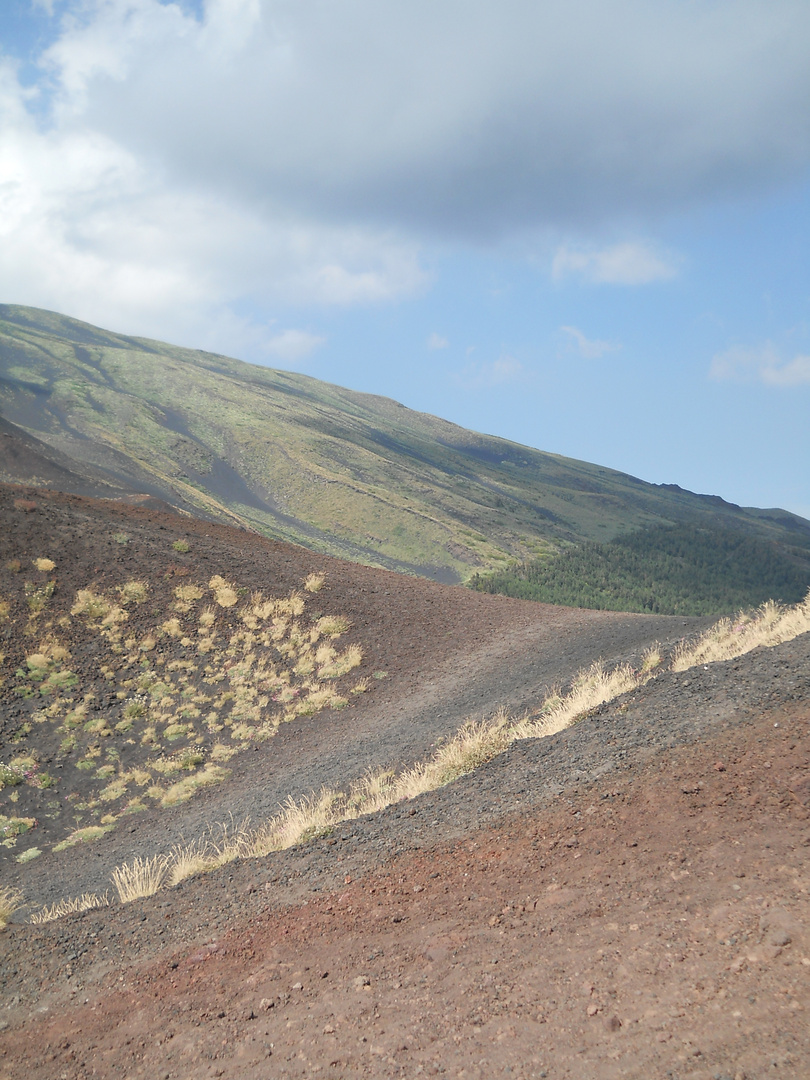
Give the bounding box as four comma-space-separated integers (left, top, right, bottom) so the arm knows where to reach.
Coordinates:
118, 580, 148, 604
1, 564, 365, 855
59, 587, 808, 915
671, 591, 810, 670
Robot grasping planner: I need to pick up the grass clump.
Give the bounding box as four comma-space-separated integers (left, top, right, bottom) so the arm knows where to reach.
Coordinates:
118, 580, 148, 604
111, 854, 170, 903
316, 614, 351, 637
672, 591, 810, 670
16, 846, 41, 864
0, 885, 25, 928
304, 572, 326, 593
1, 814, 37, 844
0, 764, 24, 789
30, 893, 109, 924
24, 579, 55, 615
52, 824, 114, 852
209, 575, 238, 608
33, 557, 56, 572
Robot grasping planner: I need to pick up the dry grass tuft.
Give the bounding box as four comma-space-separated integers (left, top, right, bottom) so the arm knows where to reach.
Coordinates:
33, 557, 55, 572
672, 590, 810, 671
166, 818, 255, 885
316, 615, 351, 638
111, 854, 171, 902
0, 885, 25, 928
30, 892, 109, 924
512, 660, 641, 741
118, 580, 148, 604
304, 572, 326, 593
209, 575, 238, 608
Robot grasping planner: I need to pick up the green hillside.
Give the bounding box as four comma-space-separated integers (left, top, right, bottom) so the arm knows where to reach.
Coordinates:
1, 304, 808, 582
470, 523, 810, 615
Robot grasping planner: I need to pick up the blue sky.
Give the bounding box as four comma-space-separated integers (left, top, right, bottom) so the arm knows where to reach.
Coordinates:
0, 1, 808, 519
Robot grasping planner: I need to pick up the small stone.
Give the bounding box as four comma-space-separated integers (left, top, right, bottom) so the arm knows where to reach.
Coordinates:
767, 929, 792, 947
291, 982, 303, 991
259, 998, 274, 1010
323, 1024, 335, 1034
586, 1004, 599, 1017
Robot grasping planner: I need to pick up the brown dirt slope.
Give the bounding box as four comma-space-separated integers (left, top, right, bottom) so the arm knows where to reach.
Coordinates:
0, 619, 808, 1079
0, 483, 703, 907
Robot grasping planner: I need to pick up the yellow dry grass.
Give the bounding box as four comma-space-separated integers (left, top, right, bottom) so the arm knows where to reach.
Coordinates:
672, 591, 810, 671
0, 884, 25, 928
30, 892, 109, 924
111, 854, 170, 903
511, 660, 641, 741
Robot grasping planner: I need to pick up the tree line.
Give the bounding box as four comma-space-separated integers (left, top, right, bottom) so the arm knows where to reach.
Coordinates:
469, 523, 810, 616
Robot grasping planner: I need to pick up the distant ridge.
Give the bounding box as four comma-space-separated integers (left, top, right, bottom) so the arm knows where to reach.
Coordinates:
1, 303, 808, 582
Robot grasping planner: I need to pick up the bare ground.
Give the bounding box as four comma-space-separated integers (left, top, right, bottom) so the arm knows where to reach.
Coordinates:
1, 484, 809, 1079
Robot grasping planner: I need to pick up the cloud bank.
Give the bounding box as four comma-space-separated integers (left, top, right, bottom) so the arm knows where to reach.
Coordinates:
1, 0, 810, 348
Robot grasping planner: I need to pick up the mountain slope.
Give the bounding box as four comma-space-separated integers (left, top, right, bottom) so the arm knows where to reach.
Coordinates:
1, 303, 808, 581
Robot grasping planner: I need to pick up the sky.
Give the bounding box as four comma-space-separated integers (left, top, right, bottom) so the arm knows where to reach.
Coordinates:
0, 1, 808, 520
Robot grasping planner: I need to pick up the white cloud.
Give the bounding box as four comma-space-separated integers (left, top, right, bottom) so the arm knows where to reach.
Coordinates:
453, 353, 525, 390
710, 344, 810, 386
0, 51, 424, 354
552, 242, 678, 285
428, 332, 449, 350
559, 325, 620, 359
263, 329, 325, 364
1, 0, 810, 345
30, 1, 810, 238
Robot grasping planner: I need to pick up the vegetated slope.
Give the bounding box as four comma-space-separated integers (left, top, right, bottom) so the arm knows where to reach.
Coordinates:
2, 303, 808, 584
471, 522, 810, 615
0, 482, 707, 910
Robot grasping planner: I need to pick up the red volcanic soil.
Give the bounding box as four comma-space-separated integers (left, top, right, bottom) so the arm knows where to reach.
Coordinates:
1, 483, 809, 1079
